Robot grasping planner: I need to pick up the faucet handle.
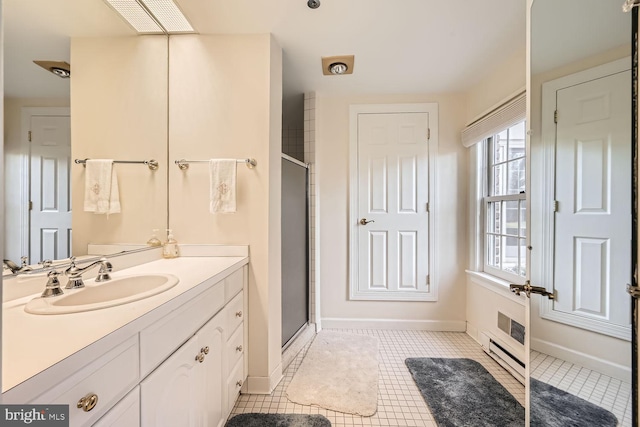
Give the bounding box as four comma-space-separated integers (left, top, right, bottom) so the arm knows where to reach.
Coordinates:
42, 270, 64, 298
39, 259, 53, 268
20, 256, 29, 267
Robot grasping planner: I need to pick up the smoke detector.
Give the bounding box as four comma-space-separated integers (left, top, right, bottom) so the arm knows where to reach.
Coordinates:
321, 55, 355, 76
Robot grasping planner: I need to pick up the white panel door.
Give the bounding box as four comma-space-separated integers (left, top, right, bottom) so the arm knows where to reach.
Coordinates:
355, 112, 430, 300
553, 70, 631, 335
29, 115, 72, 263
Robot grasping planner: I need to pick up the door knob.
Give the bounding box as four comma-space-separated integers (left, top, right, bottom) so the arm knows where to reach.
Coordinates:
509, 280, 555, 300
360, 218, 375, 225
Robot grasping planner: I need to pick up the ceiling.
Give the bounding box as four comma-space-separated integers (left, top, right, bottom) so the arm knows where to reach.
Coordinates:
4, 0, 526, 104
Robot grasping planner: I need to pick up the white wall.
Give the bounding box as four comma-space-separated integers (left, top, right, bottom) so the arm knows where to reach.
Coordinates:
71, 36, 168, 254
168, 34, 283, 393
316, 93, 468, 328
465, 48, 526, 123
4, 97, 69, 262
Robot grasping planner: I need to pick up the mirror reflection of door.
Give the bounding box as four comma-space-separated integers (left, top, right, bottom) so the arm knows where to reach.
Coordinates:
529, 0, 634, 425
27, 110, 72, 263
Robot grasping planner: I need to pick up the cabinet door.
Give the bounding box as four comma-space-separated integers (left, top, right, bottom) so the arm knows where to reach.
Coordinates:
198, 314, 225, 427
140, 336, 203, 427
93, 386, 140, 427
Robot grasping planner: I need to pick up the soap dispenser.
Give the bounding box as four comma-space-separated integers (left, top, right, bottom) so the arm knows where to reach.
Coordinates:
162, 229, 179, 259
147, 229, 162, 247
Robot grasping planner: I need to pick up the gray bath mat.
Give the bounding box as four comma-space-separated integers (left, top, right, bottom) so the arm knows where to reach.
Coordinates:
225, 413, 331, 427
406, 357, 618, 427
405, 357, 524, 426
530, 378, 618, 427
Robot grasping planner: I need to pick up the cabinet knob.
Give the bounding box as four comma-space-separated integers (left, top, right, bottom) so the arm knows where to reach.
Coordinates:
201, 346, 210, 355
236, 345, 243, 353
236, 380, 243, 388
77, 393, 99, 412
235, 310, 243, 318
195, 352, 205, 363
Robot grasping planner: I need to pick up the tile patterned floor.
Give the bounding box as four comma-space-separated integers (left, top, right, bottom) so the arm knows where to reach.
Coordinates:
231, 329, 633, 426
231, 329, 524, 426
530, 350, 632, 427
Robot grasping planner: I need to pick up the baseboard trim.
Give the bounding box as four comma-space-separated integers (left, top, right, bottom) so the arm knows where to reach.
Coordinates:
245, 363, 283, 395
321, 318, 466, 331
531, 338, 631, 382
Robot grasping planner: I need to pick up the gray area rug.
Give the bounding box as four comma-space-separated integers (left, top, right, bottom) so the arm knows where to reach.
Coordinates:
406, 357, 619, 427
286, 331, 379, 416
530, 378, 618, 427
405, 358, 524, 426
225, 413, 331, 427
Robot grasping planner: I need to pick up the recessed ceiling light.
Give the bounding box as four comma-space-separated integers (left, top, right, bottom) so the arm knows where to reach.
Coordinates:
329, 62, 348, 75
33, 60, 71, 78
103, 0, 195, 34
322, 55, 355, 76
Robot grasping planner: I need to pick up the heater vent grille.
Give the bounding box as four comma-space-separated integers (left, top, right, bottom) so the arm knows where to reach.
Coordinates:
497, 311, 525, 345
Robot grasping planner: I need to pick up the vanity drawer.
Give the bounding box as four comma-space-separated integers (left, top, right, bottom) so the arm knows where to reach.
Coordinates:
140, 280, 225, 376
226, 358, 245, 415
93, 386, 140, 427
35, 336, 139, 427
225, 291, 244, 335
227, 327, 244, 371
224, 267, 244, 302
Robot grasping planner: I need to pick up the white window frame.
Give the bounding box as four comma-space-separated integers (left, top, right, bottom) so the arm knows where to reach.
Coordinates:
482, 127, 527, 283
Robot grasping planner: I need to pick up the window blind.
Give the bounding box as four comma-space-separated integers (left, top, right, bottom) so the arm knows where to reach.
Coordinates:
461, 92, 526, 148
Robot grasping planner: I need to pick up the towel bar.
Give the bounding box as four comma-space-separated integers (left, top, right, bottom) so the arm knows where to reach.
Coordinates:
74, 159, 159, 171
174, 158, 257, 170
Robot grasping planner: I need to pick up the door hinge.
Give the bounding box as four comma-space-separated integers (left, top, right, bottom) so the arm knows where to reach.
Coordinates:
426, 275, 430, 285
554, 110, 558, 124
28, 131, 32, 142
28, 201, 33, 211
553, 200, 558, 212
426, 203, 429, 212
427, 128, 431, 140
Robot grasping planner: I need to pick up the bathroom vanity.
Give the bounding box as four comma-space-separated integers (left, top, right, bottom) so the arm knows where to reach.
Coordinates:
2, 246, 249, 427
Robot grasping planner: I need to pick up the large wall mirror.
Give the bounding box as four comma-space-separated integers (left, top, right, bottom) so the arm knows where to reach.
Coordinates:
529, 0, 634, 425
3, 0, 169, 266
2, 0, 169, 392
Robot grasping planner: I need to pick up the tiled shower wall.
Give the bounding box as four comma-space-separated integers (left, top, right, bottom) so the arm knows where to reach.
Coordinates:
304, 92, 318, 325
282, 127, 304, 162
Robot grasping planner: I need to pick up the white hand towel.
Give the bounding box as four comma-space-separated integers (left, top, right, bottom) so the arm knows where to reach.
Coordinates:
210, 159, 237, 213
83, 159, 121, 215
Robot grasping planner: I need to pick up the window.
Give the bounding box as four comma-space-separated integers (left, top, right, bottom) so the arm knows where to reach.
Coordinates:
483, 120, 526, 281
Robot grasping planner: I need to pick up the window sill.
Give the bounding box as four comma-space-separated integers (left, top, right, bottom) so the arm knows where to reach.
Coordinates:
465, 270, 526, 306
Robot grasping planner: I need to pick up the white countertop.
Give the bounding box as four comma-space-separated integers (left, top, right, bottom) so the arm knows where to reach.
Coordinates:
2, 254, 248, 396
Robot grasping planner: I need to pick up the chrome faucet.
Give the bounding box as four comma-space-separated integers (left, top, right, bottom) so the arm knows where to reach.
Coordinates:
3, 256, 32, 274
64, 256, 113, 289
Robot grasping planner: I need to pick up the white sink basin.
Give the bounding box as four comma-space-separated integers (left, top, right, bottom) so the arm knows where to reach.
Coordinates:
24, 273, 179, 315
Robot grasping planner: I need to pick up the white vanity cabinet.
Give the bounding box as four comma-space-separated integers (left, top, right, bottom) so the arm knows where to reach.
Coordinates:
93, 387, 140, 427
5, 257, 249, 427
140, 312, 225, 427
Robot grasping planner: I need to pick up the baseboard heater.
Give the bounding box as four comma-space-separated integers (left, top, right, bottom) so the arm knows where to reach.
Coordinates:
485, 338, 525, 385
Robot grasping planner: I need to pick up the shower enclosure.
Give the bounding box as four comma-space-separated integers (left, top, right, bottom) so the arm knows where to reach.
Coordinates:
281, 154, 309, 348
